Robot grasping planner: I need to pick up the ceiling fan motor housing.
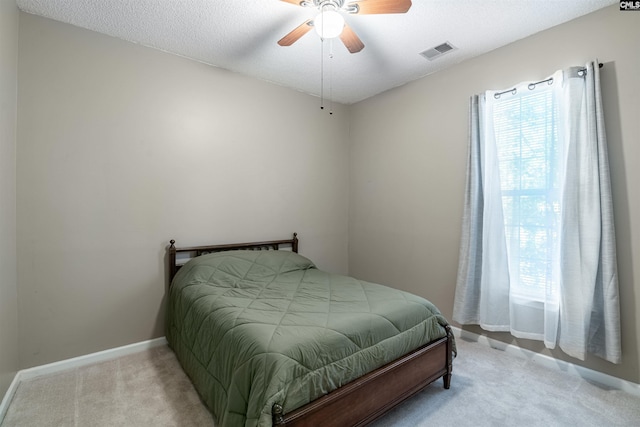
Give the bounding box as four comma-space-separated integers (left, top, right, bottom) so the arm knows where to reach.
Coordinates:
307, 0, 357, 14
316, 0, 343, 8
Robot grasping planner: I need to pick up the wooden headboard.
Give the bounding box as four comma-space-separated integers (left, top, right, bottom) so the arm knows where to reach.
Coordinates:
168, 232, 299, 284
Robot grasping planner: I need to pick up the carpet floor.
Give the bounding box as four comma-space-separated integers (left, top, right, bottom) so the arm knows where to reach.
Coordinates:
2, 337, 639, 426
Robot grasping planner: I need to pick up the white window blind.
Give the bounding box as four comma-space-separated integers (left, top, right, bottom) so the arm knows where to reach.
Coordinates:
490, 85, 560, 303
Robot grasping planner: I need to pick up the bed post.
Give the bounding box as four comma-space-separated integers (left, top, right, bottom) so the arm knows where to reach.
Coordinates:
169, 240, 177, 284
292, 232, 298, 253
272, 403, 284, 426
444, 325, 453, 389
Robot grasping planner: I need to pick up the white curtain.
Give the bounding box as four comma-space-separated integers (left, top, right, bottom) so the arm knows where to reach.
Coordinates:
453, 61, 621, 363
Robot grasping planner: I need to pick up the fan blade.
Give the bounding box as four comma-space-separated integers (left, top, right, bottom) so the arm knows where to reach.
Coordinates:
347, 0, 412, 14
280, 0, 304, 6
278, 20, 313, 46
340, 23, 364, 53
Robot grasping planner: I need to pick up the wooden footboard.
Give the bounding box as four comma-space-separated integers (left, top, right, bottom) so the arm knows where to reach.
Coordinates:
273, 325, 454, 426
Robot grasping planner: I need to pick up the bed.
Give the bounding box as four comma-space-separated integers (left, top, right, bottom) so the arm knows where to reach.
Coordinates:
166, 233, 454, 426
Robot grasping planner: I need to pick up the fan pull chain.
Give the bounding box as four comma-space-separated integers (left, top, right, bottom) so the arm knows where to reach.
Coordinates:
320, 36, 325, 111
328, 39, 334, 115
319, 37, 334, 115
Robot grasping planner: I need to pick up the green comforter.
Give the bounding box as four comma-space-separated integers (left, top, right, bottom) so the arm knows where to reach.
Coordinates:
166, 250, 451, 427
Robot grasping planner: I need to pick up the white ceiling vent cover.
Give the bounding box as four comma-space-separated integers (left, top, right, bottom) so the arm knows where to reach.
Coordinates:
420, 42, 457, 61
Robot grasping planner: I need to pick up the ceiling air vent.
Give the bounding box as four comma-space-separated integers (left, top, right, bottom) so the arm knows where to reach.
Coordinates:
420, 42, 456, 61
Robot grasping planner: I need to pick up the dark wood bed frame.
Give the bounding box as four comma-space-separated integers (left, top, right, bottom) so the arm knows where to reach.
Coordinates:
168, 233, 453, 426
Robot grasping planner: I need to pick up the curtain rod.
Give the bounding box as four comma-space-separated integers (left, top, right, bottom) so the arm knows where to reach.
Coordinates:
493, 62, 603, 99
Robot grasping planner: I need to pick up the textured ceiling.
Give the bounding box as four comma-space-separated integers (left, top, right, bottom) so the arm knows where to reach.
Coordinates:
16, 0, 617, 104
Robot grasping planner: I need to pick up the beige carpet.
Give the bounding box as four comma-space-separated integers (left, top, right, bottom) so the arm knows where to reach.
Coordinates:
1, 345, 214, 426
3, 338, 640, 426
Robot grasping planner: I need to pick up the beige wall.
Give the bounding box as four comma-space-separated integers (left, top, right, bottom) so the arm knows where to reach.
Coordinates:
17, 13, 350, 368
0, 0, 19, 398
349, 5, 640, 383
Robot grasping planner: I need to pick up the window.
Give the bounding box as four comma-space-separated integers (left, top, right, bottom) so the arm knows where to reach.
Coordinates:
491, 85, 560, 304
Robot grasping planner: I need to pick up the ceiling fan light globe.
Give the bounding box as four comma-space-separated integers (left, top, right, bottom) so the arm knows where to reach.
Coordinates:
314, 10, 344, 39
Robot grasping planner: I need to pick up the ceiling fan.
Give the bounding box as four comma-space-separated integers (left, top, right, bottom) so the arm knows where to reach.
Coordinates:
278, 0, 412, 54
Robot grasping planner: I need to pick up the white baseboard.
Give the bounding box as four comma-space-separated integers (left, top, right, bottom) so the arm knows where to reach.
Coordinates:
451, 326, 640, 398
17, 337, 167, 382
0, 371, 21, 425
0, 337, 167, 423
